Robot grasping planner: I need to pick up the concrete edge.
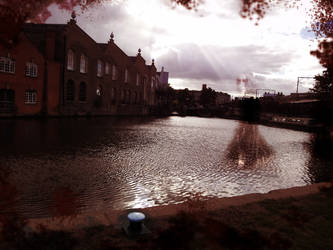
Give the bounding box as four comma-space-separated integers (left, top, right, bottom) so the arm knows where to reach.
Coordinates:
26, 182, 333, 232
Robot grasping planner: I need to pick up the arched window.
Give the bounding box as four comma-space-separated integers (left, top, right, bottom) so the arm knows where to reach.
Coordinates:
66, 80, 75, 101
134, 92, 137, 104
124, 68, 129, 83
136, 73, 140, 86
112, 65, 117, 80
121, 89, 126, 104
79, 82, 87, 102
67, 50, 74, 70
105, 62, 110, 75
111, 87, 116, 104
128, 90, 131, 104
151, 76, 155, 88
80, 54, 87, 73
97, 59, 103, 77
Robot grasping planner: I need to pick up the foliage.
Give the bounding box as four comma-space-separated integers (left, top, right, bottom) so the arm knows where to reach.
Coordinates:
200, 87, 216, 107
312, 69, 333, 93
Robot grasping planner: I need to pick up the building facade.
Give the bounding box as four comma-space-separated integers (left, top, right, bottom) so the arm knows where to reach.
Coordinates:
0, 13, 158, 117
0, 33, 61, 116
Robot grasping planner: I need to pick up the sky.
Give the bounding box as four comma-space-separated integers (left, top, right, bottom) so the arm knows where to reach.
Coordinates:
46, 0, 324, 97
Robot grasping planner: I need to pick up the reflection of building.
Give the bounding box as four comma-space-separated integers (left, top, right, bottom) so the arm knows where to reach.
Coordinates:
0, 13, 158, 116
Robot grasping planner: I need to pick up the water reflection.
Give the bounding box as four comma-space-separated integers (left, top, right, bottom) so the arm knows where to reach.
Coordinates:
225, 123, 273, 169
0, 117, 330, 219
304, 134, 333, 183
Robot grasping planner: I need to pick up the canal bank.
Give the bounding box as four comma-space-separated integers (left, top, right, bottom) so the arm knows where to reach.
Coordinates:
2, 181, 332, 249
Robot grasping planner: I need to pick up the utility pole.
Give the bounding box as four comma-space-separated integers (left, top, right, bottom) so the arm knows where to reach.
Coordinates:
296, 77, 314, 94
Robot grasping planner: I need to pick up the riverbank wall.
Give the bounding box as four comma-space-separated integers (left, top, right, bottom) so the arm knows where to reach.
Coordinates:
25, 182, 333, 232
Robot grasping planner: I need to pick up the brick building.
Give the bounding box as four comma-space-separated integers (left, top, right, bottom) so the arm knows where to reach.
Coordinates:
0, 32, 61, 116
0, 13, 158, 116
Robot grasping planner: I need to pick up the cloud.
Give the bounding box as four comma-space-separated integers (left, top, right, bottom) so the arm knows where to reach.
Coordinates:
45, 0, 323, 95
157, 43, 298, 93
47, 2, 159, 59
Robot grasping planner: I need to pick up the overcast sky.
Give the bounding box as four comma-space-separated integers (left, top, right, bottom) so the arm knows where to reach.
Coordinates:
46, 0, 323, 96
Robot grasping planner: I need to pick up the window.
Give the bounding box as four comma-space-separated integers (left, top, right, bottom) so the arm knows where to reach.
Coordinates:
0, 89, 15, 103
121, 89, 126, 103
112, 65, 117, 80
151, 77, 155, 88
25, 62, 38, 77
97, 60, 103, 77
24, 90, 37, 104
127, 90, 131, 104
96, 85, 102, 96
66, 80, 75, 101
105, 62, 110, 75
124, 68, 128, 83
134, 92, 137, 104
0, 57, 15, 74
79, 82, 87, 102
80, 54, 87, 73
111, 87, 116, 103
136, 73, 140, 86
67, 50, 74, 70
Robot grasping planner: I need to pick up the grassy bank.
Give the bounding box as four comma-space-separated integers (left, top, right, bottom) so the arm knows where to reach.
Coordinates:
1, 183, 333, 249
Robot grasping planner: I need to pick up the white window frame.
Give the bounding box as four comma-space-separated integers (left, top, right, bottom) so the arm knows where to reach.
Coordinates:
80, 54, 87, 73
67, 50, 74, 70
25, 62, 38, 77
97, 59, 103, 77
0, 57, 15, 74
24, 90, 37, 104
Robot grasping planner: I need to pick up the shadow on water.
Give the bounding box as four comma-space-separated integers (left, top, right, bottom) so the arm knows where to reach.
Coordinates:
0, 117, 157, 218
0, 116, 156, 156
225, 122, 273, 169
304, 133, 333, 183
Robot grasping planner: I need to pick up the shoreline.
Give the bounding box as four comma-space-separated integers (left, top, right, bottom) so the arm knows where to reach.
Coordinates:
26, 181, 333, 232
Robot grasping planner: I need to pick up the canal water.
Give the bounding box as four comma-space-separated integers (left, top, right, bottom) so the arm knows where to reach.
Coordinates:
0, 116, 332, 218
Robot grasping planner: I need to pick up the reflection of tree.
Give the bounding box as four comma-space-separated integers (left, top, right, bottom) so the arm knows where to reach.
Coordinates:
225, 123, 273, 169
304, 134, 333, 183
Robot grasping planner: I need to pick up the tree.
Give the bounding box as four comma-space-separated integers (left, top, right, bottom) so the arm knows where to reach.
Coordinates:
200, 87, 216, 107
311, 39, 333, 94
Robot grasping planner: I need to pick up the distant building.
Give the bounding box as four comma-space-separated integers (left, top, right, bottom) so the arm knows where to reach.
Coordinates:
176, 84, 231, 107
215, 91, 231, 105
157, 66, 169, 89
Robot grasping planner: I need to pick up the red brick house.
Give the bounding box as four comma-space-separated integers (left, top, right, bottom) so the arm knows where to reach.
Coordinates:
0, 14, 158, 117
23, 14, 157, 116
0, 33, 61, 116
